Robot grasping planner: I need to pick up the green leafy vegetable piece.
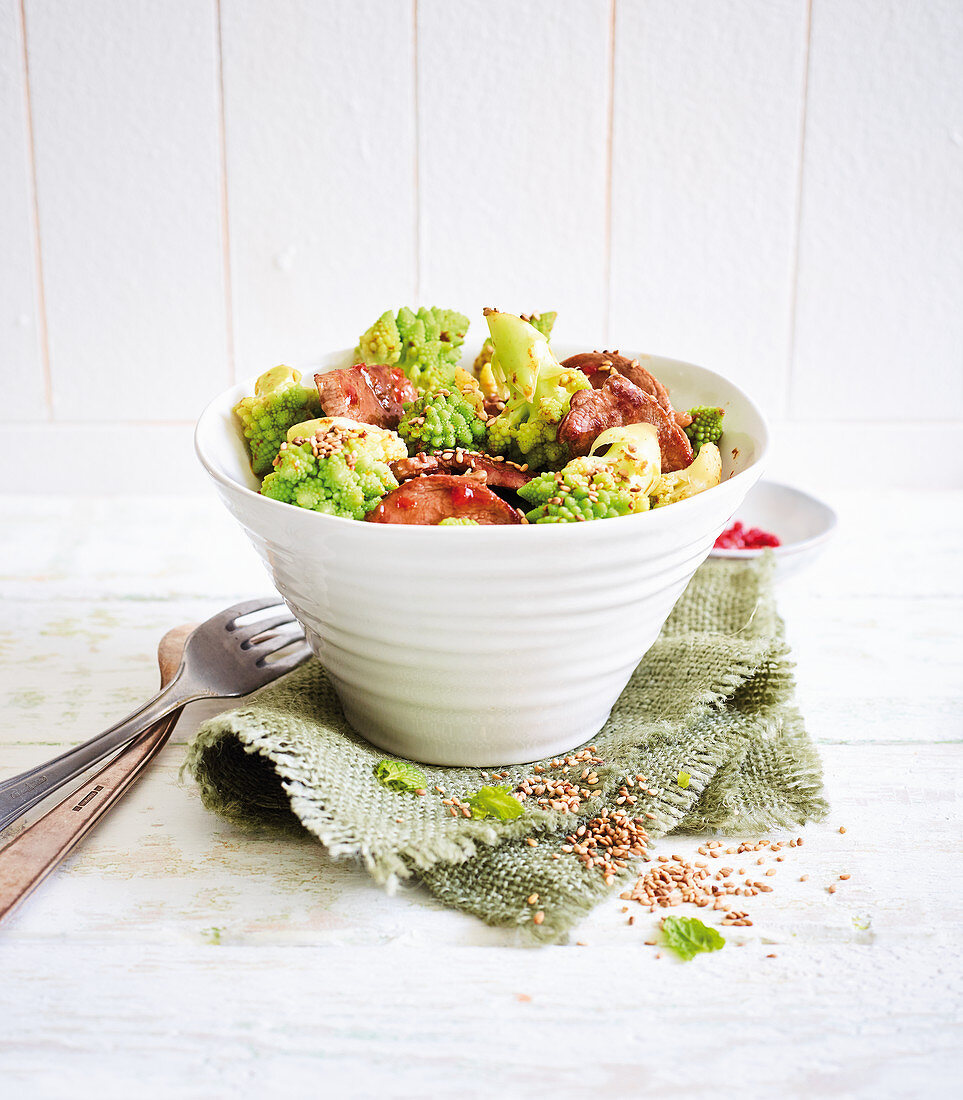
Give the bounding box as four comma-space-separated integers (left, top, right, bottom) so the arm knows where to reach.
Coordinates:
374, 758, 427, 793
465, 785, 524, 820
677, 771, 691, 789
661, 915, 725, 961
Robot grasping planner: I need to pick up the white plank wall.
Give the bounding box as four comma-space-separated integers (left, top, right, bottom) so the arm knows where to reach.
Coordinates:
793, 0, 963, 421
417, 0, 612, 341
1, 0, 962, 489
221, 0, 417, 378
610, 0, 809, 419
23, 0, 229, 421
0, 0, 45, 419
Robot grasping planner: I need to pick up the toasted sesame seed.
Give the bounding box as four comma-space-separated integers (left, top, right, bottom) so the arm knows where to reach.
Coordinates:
533, 911, 545, 925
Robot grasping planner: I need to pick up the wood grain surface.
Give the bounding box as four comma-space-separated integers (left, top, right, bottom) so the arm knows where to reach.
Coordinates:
0, 491, 960, 1097
0, 625, 190, 924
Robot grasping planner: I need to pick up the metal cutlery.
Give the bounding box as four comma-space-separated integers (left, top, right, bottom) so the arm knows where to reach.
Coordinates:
0, 597, 310, 834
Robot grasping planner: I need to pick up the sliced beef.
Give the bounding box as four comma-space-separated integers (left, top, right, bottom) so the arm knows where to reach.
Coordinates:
389, 451, 532, 491
366, 475, 524, 525
561, 350, 692, 430
314, 364, 418, 429
558, 374, 694, 472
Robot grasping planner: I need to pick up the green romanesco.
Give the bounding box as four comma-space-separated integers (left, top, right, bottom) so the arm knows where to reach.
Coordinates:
356, 310, 402, 365
261, 417, 405, 520
519, 423, 664, 523
474, 311, 557, 401
518, 466, 643, 523
684, 406, 725, 454
437, 517, 479, 526
397, 389, 488, 455
483, 309, 589, 471
233, 365, 322, 476
452, 366, 487, 417
356, 306, 470, 395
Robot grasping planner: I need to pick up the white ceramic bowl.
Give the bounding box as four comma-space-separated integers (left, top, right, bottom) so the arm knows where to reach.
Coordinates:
709, 480, 837, 582
195, 344, 769, 765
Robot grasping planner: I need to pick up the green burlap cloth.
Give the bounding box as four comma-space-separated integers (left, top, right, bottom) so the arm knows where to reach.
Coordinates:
184, 557, 827, 941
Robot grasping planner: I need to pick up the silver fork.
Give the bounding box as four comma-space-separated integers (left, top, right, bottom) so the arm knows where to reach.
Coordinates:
0, 597, 311, 834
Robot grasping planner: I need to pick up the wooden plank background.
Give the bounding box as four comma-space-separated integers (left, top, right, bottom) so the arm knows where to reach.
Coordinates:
1, 0, 961, 489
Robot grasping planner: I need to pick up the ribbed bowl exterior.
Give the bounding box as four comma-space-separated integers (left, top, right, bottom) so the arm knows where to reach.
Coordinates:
197, 346, 767, 765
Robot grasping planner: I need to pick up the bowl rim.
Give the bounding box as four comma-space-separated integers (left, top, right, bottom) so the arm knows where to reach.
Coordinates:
195, 345, 771, 536
708, 480, 838, 559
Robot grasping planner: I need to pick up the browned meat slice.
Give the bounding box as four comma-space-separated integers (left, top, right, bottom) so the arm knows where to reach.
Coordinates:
558, 374, 694, 472
389, 450, 532, 490
314, 364, 418, 429
561, 350, 692, 428
366, 475, 524, 525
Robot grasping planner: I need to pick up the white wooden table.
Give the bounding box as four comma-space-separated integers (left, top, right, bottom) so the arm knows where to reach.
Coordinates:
1, 491, 961, 1099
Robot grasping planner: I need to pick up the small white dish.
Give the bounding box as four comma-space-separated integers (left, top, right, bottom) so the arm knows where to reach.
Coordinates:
709, 480, 837, 581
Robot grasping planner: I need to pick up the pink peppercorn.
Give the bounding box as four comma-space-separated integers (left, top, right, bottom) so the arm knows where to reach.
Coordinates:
714, 520, 781, 550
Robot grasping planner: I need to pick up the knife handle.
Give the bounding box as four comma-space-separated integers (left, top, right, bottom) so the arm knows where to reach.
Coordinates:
0, 624, 193, 927
0, 708, 184, 926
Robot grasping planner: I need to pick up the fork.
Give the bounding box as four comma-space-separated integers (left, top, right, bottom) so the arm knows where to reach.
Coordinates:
0, 597, 311, 834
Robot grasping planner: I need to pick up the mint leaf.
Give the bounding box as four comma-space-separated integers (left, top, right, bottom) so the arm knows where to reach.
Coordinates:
661, 915, 725, 961
374, 758, 427, 793
677, 771, 691, 789
465, 785, 524, 820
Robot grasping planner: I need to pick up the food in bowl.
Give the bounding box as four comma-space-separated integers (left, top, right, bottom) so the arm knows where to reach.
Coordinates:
231, 307, 730, 526
195, 325, 768, 764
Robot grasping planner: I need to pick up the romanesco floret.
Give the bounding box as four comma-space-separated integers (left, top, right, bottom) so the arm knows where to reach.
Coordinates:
453, 366, 487, 417
518, 466, 642, 523
684, 406, 725, 454
519, 424, 664, 523
437, 517, 479, 526
356, 310, 402, 365
474, 311, 557, 400
356, 306, 470, 395
260, 418, 404, 520
397, 389, 488, 455
233, 365, 322, 476
483, 310, 589, 471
